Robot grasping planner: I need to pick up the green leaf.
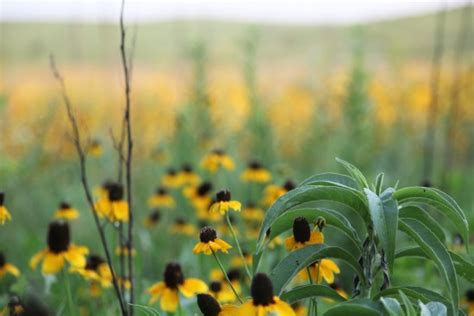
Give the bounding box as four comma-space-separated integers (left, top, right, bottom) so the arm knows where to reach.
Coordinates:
336, 157, 370, 189
399, 205, 446, 243
280, 284, 347, 303
269, 244, 364, 295
374, 286, 450, 307
381, 297, 404, 316
395, 246, 474, 283
365, 187, 398, 271
375, 173, 385, 195
300, 172, 359, 190
399, 290, 417, 316
324, 299, 385, 316
394, 187, 469, 252
256, 185, 368, 253
426, 302, 447, 316
399, 218, 458, 316
267, 207, 361, 250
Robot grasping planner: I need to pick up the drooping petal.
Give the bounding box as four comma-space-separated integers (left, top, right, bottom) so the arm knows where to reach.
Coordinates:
30, 249, 47, 269
147, 282, 166, 296
42, 252, 65, 274
273, 298, 296, 316
5, 264, 20, 277
179, 278, 208, 297
228, 201, 241, 212
237, 301, 258, 316
285, 237, 296, 250
160, 288, 179, 312
309, 231, 324, 244
322, 259, 340, 273
63, 246, 87, 268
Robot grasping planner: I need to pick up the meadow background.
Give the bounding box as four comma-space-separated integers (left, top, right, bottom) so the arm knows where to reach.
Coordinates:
0, 3, 473, 314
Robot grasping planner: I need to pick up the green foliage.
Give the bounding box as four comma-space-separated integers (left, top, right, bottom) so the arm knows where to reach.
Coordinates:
257, 158, 471, 315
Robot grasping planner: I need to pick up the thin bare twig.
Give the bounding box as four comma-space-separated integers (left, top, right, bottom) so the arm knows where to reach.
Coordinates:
119, 0, 135, 314
49, 55, 127, 315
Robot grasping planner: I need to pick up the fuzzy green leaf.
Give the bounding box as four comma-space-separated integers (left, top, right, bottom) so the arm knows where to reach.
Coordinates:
399, 219, 458, 316
280, 284, 347, 303
269, 244, 364, 295
324, 299, 385, 316
300, 172, 359, 190
256, 185, 368, 253
365, 187, 398, 271
336, 157, 370, 189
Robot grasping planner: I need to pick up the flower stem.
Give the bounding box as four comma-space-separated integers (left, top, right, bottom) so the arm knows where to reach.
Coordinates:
306, 266, 318, 316
63, 269, 75, 316
211, 250, 243, 304
225, 212, 252, 281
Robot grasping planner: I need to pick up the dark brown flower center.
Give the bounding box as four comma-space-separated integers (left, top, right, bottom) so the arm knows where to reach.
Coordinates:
156, 187, 168, 196
227, 268, 240, 281
251, 273, 275, 306
212, 149, 224, 156
0, 192, 5, 206
209, 281, 222, 293
283, 180, 296, 191
197, 182, 213, 196
85, 254, 105, 271
167, 168, 177, 176
197, 294, 221, 316
163, 262, 185, 289
293, 217, 311, 243
182, 164, 193, 173
249, 161, 262, 170
47, 221, 70, 253
59, 201, 71, 210
200, 226, 217, 243
466, 289, 474, 302
0, 252, 5, 267
216, 189, 231, 202
149, 210, 161, 222
108, 183, 124, 201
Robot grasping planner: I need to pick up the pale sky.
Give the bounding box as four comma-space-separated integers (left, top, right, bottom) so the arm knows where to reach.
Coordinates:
0, 0, 469, 24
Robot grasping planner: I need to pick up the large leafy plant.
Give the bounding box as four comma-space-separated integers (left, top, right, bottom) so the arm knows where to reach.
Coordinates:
254, 158, 472, 316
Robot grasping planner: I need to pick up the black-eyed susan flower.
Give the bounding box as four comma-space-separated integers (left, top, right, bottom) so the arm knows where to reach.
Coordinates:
0, 192, 12, 225
30, 220, 88, 275
237, 273, 295, 316
147, 187, 175, 208
54, 201, 80, 220
461, 289, 474, 315
201, 149, 235, 173
170, 217, 198, 236
144, 209, 161, 228
193, 226, 232, 255
87, 139, 103, 157
240, 161, 271, 183
95, 182, 129, 222
0, 252, 20, 278
285, 217, 324, 250
179, 164, 201, 186
70, 254, 112, 288
242, 202, 264, 221
161, 168, 182, 188
197, 293, 238, 316
208, 280, 236, 303
209, 268, 242, 295
147, 262, 208, 312
184, 181, 213, 210
262, 180, 295, 206
299, 259, 341, 284
210, 189, 241, 215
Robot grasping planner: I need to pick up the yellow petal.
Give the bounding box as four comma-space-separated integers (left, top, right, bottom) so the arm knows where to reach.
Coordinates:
273, 297, 296, 316
237, 301, 258, 316
228, 201, 241, 212
309, 231, 324, 244
42, 252, 65, 274
160, 288, 179, 312
63, 246, 88, 268
5, 264, 20, 277
220, 305, 238, 316
179, 278, 208, 297
321, 266, 335, 284
285, 237, 296, 250
322, 259, 340, 273
30, 249, 47, 269
148, 282, 166, 296
215, 239, 232, 251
